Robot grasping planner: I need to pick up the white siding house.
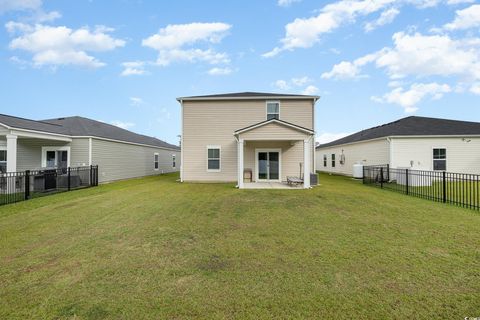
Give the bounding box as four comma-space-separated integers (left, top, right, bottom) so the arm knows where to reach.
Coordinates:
316, 116, 480, 176
0, 114, 180, 183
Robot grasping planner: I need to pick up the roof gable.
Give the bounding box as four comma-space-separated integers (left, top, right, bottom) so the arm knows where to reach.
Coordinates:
178, 91, 319, 101
235, 118, 314, 135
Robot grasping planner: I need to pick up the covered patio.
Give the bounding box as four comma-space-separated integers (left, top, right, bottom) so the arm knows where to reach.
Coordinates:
234, 119, 315, 189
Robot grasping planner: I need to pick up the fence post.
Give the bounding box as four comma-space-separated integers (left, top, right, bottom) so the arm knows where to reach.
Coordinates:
362, 166, 365, 184
442, 171, 446, 203
405, 169, 409, 195
386, 164, 390, 181
380, 167, 384, 188
24, 170, 30, 200
90, 165, 93, 186
67, 167, 71, 191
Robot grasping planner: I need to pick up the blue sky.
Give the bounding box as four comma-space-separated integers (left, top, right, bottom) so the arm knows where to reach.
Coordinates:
0, 0, 479, 145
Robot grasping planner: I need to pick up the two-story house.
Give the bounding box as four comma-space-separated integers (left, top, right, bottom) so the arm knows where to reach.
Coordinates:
177, 92, 319, 188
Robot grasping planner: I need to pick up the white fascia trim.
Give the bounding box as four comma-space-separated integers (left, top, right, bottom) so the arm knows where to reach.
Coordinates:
88, 138, 93, 166
180, 100, 184, 181
8, 128, 72, 142
177, 96, 320, 102
316, 134, 480, 150
235, 119, 314, 135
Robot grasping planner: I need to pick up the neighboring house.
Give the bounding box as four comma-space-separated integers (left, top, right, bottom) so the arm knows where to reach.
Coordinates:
0, 114, 180, 183
177, 92, 319, 188
316, 116, 480, 176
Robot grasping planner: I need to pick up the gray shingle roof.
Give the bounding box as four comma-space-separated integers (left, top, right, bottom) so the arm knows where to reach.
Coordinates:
0, 114, 179, 150
317, 116, 480, 148
178, 91, 319, 100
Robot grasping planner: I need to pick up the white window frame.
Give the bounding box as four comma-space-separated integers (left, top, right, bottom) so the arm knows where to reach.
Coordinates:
154, 152, 159, 171
207, 145, 221, 172
41, 146, 71, 168
331, 153, 336, 168
0, 146, 6, 173
266, 100, 280, 121
323, 154, 327, 167
255, 148, 282, 182
172, 154, 176, 168
432, 147, 447, 171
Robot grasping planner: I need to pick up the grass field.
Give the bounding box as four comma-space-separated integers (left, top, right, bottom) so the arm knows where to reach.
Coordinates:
1, 173, 479, 319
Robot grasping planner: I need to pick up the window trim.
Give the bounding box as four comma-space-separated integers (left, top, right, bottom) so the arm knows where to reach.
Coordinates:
154, 152, 159, 170
432, 147, 447, 171
265, 100, 280, 120
172, 154, 176, 168
331, 153, 336, 168
0, 146, 6, 173
207, 145, 221, 172
41, 146, 70, 168
323, 154, 327, 167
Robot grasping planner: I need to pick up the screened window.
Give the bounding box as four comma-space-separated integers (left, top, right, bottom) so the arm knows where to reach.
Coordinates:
172, 154, 176, 168
323, 154, 327, 167
433, 148, 446, 171
331, 154, 336, 168
266, 101, 280, 120
0, 150, 6, 173
207, 147, 220, 171
154, 153, 159, 170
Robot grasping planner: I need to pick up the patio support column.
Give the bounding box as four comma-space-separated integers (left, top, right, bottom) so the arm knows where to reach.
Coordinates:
238, 138, 244, 188
6, 134, 17, 173
303, 138, 310, 189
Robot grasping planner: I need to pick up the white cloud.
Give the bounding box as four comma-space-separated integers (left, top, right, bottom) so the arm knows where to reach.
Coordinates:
278, 0, 301, 7
446, 0, 475, 5
274, 79, 291, 90
208, 67, 232, 75
110, 120, 135, 130
471, 83, 480, 94
263, 0, 398, 57
121, 61, 147, 76
0, 0, 41, 13
292, 76, 312, 86
273, 76, 315, 93
364, 7, 400, 32
7, 23, 125, 68
444, 4, 480, 30
321, 53, 378, 79
371, 82, 451, 112
129, 97, 144, 107
324, 32, 480, 82
302, 85, 319, 95
142, 22, 231, 67
316, 132, 352, 144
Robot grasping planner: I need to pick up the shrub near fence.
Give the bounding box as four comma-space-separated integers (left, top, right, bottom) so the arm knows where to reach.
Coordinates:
0, 165, 98, 206
363, 165, 480, 211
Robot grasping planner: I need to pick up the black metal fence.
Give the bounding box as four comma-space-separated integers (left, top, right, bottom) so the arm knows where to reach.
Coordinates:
363, 165, 480, 210
0, 165, 98, 206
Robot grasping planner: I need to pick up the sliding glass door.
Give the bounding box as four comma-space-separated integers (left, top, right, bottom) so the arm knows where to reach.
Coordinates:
257, 150, 280, 181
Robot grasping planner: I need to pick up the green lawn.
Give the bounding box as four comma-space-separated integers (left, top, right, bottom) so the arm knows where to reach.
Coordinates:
1, 173, 479, 319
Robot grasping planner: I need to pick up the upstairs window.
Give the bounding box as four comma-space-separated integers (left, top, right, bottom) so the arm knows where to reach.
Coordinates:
331, 154, 336, 168
172, 154, 176, 168
0, 150, 6, 173
207, 146, 221, 171
154, 153, 159, 170
323, 154, 327, 167
433, 148, 446, 171
266, 101, 280, 120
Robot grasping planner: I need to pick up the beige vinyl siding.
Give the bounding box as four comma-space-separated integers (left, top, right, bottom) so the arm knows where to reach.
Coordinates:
244, 141, 305, 182
16, 138, 69, 171
91, 138, 180, 183
390, 137, 480, 174
239, 122, 310, 141
182, 99, 314, 182
316, 138, 390, 176
70, 138, 90, 167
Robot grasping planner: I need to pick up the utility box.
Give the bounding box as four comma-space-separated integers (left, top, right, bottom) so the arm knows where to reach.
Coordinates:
243, 169, 252, 183
310, 173, 318, 186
